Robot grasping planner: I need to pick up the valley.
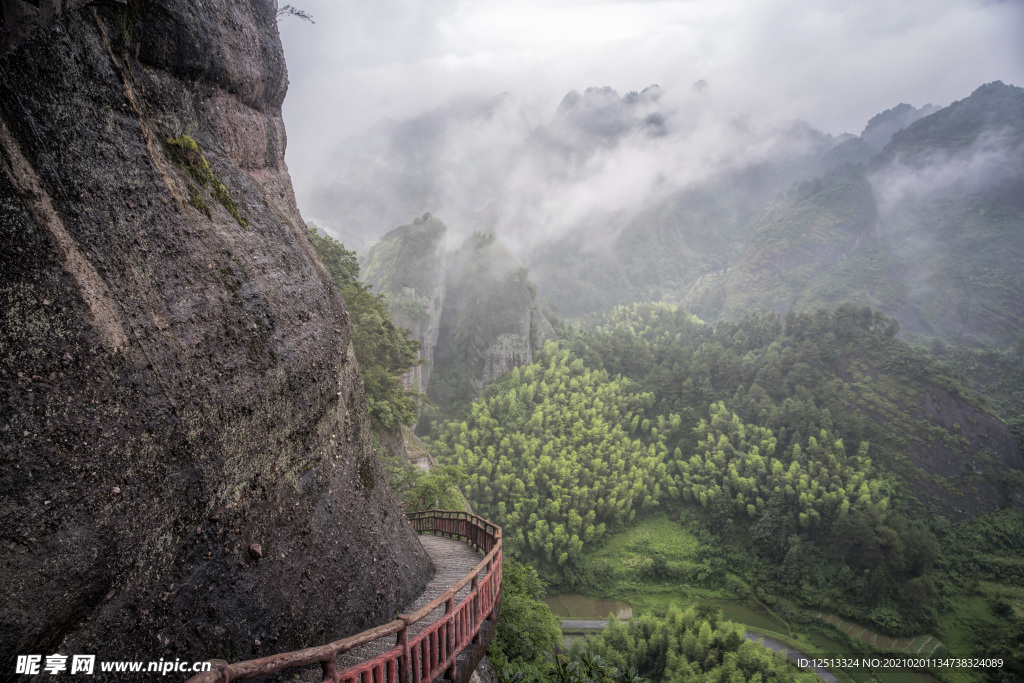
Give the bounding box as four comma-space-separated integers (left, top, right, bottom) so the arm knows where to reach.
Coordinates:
332, 81, 1024, 683
3, 4, 1022, 683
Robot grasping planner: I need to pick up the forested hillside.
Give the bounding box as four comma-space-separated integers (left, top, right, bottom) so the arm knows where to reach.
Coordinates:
309, 78, 1024, 683
428, 302, 1024, 646
584, 606, 820, 682
309, 226, 422, 431
695, 82, 1024, 348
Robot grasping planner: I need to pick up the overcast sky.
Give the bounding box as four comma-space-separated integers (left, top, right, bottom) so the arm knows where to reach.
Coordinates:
277, 0, 1024, 216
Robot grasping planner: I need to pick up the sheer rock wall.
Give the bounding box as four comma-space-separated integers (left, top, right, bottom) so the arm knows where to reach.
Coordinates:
0, 0, 432, 671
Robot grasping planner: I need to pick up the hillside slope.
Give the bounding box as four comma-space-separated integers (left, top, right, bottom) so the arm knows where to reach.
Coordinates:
697, 82, 1024, 348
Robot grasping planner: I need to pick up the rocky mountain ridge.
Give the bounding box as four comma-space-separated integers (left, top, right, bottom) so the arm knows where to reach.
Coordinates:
361, 220, 554, 417
694, 81, 1024, 348
362, 215, 447, 405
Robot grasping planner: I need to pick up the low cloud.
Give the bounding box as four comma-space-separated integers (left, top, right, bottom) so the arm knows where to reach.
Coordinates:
871, 129, 1024, 213
278, 0, 1024, 252
303, 84, 842, 254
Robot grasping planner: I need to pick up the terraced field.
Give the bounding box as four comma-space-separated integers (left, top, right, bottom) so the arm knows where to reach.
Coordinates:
815, 613, 943, 656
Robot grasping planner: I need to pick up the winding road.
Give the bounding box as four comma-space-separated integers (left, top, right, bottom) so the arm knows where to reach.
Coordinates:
744, 631, 838, 683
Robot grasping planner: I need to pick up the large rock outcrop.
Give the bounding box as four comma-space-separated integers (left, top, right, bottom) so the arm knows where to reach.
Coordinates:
430, 233, 555, 409
362, 215, 447, 403
361, 222, 553, 416
0, 0, 432, 674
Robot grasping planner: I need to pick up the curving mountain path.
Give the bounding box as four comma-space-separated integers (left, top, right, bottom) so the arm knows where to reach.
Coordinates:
184, 510, 502, 683
337, 535, 489, 669
277, 533, 489, 682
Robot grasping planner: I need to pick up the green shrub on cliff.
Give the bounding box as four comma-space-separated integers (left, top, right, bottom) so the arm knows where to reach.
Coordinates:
164, 135, 248, 227
308, 226, 421, 430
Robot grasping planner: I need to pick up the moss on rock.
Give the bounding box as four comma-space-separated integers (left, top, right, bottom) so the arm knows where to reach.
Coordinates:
165, 134, 248, 227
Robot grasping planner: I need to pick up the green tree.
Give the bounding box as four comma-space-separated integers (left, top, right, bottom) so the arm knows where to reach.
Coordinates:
308, 226, 422, 430
490, 559, 563, 682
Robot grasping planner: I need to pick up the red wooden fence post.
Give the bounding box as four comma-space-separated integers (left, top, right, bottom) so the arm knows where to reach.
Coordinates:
445, 595, 456, 682
397, 616, 411, 683
320, 657, 339, 683
471, 575, 481, 647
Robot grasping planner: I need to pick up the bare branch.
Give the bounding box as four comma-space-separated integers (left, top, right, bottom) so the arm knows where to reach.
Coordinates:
276, 4, 315, 23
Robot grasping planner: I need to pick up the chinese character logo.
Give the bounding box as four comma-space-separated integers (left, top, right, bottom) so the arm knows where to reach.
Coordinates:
71, 655, 96, 675
16, 655, 42, 675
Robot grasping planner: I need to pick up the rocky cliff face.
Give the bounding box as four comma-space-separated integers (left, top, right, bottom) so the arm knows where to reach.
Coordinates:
0, 0, 92, 56
430, 233, 555, 409
362, 215, 447, 402
0, 0, 431, 673
361, 223, 553, 414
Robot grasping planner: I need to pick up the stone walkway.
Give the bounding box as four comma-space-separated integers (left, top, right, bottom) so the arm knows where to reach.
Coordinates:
337, 535, 487, 668
286, 534, 487, 681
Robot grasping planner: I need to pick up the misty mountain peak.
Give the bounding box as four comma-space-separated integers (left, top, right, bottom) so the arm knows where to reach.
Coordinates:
557, 89, 584, 113
554, 84, 666, 139
861, 101, 942, 149
624, 84, 662, 104
876, 80, 1024, 167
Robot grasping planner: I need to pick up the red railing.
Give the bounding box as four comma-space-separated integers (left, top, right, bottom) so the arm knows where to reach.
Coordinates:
185, 510, 502, 683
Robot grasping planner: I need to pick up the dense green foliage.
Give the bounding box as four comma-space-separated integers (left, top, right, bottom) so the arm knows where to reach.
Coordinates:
677, 401, 882, 529
671, 402, 941, 615
431, 343, 668, 578
431, 301, 1022, 637
930, 509, 1024, 681
582, 607, 818, 682
571, 303, 975, 625
389, 463, 467, 512
308, 226, 422, 430
571, 301, 1000, 502
488, 561, 817, 683
489, 558, 564, 682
